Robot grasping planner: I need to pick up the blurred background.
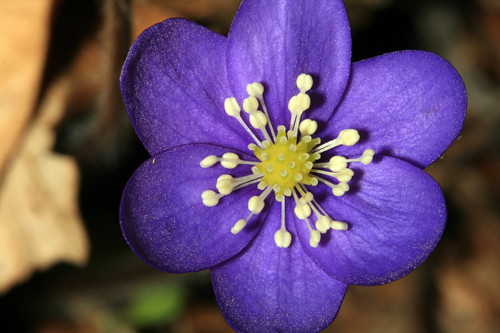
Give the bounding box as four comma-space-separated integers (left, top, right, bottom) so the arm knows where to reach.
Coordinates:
0, 0, 499, 332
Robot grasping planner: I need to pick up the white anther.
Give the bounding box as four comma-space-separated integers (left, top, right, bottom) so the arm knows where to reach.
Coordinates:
217, 174, 233, 182
338, 129, 360, 146
331, 220, 349, 230
248, 196, 265, 214
249, 111, 268, 128
243, 96, 259, 113
200, 155, 218, 168
294, 203, 311, 219
231, 219, 247, 234
332, 182, 350, 196
296, 73, 313, 92
299, 119, 318, 136
309, 230, 321, 248
328, 156, 347, 172
299, 192, 314, 206
278, 154, 285, 161
288, 95, 300, 113
201, 190, 220, 207
312, 128, 360, 155
221, 152, 239, 169
360, 149, 375, 165
246, 82, 264, 96
295, 93, 311, 112
216, 177, 235, 195
280, 170, 288, 177
336, 168, 354, 182
288, 161, 296, 168
274, 229, 292, 248
266, 165, 274, 172
279, 136, 287, 145
315, 215, 332, 234
224, 97, 241, 116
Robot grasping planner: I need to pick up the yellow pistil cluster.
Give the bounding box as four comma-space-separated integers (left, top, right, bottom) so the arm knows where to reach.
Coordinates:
251, 128, 321, 202
199, 73, 374, 248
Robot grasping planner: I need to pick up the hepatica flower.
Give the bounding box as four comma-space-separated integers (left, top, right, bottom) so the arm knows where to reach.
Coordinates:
120, 0, 466, 331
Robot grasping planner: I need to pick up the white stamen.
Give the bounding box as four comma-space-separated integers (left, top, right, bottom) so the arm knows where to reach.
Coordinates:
224, 97, 262, 147
201, 190, 221, 207
310, 168, 354, 182
294, 202, 311, 219
331, 220, 349, 230
224, 97, 241, 116
311, 129, 360, 154
296, 73, 313, 92
231, 219, 247, 234
247, 82, 276, 140
314, 175, 350, 196
292, 189, 320, 247
314, 149, 375, 172
217, 173, 264, 195
309, 229, 321, 248
200, 155, 218, 168
299, 119, 318, 136
220, 152, 240, 169
315, 215, 332, 234
248, 186, 273, 214
274, 200, 292, 248
243, 96, 272, 142
249, 111, 268, 129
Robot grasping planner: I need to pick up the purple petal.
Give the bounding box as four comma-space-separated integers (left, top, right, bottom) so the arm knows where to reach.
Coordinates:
297, 156, 446, 286
322, 50, 466, 168
211, 199, 347, 333
226, 0, 351, 129
120, 144, 268, 273
120, 18, 250, 155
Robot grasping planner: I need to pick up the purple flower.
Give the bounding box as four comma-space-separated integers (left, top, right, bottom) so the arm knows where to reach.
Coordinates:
119, 0, 466, 331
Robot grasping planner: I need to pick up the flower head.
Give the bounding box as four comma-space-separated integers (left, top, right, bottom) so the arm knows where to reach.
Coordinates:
119, 0, 466, 331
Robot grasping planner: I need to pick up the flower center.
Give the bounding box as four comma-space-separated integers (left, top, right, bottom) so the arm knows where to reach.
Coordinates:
251, 128, 320, 202
200, 74, 374, 248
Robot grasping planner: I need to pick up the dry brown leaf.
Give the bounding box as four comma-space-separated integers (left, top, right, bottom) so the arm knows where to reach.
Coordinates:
0, 0, 52, 172
0, 1, 89, 293
0, 76, 89, 293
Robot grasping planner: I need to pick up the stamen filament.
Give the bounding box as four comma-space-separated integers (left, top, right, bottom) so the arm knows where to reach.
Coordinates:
311, 129, 360, 154
243, 97, 273, 142
246, 82, 277, 141
314, 175, 350, 196
274, 199, 292, 248
292, 189, 320, 247
224, 97, 263, 148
